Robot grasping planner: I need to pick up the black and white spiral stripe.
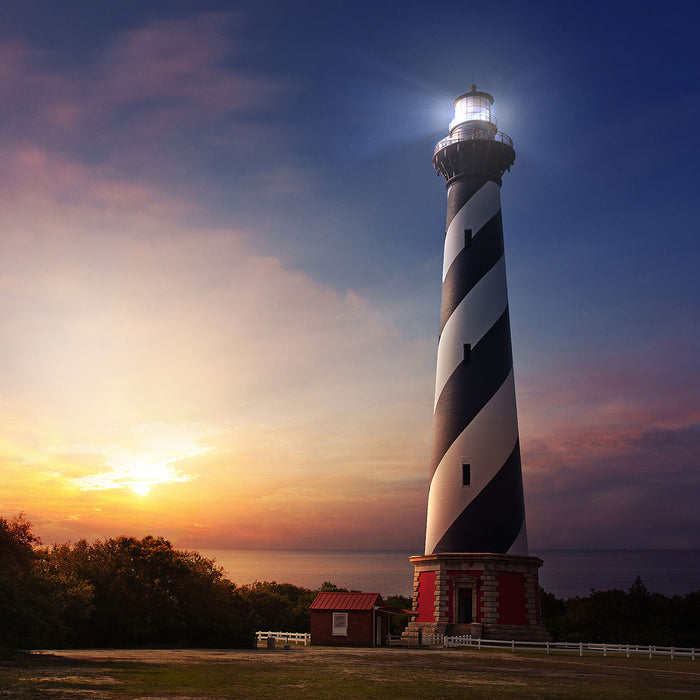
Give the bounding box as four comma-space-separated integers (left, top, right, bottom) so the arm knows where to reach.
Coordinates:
425, 179, 528, 556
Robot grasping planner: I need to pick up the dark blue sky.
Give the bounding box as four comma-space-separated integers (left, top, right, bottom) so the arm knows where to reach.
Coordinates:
0, 0, 697, 549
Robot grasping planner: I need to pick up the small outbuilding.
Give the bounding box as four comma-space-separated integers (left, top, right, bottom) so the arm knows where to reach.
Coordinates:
309, 591, 391, 647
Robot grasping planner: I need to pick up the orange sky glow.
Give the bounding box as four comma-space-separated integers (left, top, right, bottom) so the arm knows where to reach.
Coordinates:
1, 7, 697, 553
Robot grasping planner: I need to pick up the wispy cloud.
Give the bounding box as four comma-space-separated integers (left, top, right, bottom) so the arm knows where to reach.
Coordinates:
519, 361, 700, 548
0, 13, 281, 133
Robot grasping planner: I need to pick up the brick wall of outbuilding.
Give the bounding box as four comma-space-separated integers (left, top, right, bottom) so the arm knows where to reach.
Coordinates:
310, 610, 385, 646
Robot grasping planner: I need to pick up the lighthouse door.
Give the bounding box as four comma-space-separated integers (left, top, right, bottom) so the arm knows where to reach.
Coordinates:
457, 589, 473, 623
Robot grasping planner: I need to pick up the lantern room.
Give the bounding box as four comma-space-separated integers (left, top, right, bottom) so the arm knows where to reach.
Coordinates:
448, 84, 497, 140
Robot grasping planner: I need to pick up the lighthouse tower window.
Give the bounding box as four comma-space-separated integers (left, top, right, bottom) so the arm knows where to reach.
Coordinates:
462, 463, 471, 486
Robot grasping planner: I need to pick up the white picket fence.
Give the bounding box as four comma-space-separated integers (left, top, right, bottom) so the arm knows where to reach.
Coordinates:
256, 631, 311, 646
257, 630, 696, 660
388, 633, 697, 660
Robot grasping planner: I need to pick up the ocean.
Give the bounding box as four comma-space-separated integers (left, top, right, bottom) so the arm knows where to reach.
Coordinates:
199, 548, 700, 600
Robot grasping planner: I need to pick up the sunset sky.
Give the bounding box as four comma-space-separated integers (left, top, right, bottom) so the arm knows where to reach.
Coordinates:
1, 0, 698, 552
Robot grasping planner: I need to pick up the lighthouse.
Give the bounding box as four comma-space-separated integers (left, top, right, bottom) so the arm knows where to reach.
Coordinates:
408, 86, 548, 641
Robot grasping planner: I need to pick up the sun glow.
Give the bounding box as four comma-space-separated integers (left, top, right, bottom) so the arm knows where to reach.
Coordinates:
131, 482, 152, 496
71, 460, 194, 494
67, 423, 217, 496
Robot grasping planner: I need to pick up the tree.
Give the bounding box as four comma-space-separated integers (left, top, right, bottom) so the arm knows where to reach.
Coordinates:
45, 536, 255, 648
0, 513, 42, 648
237, 581, 317, 632
539, 579, 700, 646
0, 514, 92, 649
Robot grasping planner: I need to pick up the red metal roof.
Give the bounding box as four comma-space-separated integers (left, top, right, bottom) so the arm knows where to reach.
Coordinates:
309, 591, 384, 611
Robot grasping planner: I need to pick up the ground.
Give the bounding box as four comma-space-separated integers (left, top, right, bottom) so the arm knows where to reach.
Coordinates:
1, 646, 699, 698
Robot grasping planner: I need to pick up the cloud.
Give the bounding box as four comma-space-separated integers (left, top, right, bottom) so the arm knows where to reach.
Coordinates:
512, 345, 700, 549
521, 395, 699, 549
0, 12, 286, 194
0, 13, 280, 121
98, 13, 277, 111
0, 130, 433, 547
0, 16, 435, 547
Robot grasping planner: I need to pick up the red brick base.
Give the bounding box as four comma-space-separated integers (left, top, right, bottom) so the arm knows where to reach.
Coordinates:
406, 553, 549, 641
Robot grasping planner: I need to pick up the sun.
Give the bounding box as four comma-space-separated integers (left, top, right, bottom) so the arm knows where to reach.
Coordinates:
130, 483, 152, 496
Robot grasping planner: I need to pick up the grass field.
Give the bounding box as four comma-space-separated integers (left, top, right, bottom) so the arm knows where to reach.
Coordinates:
2, 646, 699, 698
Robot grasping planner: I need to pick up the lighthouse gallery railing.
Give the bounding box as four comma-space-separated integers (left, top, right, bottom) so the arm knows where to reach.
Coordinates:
434, 131, 513, 155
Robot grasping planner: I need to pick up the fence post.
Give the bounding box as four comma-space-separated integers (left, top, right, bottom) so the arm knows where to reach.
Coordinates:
626, 644, 629, 659
511, 640, 515, 653
671, 647, 674, 660
546, 641, 550, 656
579, 642, 583, 657
603, 644, 607, 657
